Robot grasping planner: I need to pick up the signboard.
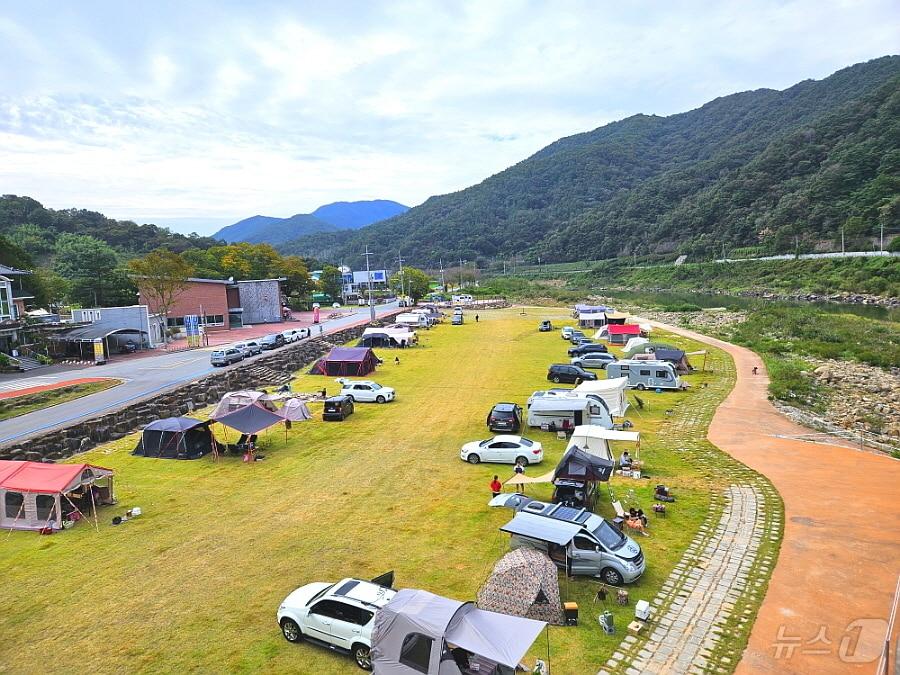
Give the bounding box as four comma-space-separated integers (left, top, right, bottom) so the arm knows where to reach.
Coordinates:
93, 338, 105, 363
184, 314, 201, 348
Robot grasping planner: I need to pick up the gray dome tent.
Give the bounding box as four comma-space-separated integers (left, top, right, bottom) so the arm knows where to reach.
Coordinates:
132, 417, 217, 460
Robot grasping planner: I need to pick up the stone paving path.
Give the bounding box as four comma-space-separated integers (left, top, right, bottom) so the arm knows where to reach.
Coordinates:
600, 345, 782, 675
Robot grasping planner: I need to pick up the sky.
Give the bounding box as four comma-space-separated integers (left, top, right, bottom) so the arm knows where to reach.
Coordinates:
0, 1, 897, 235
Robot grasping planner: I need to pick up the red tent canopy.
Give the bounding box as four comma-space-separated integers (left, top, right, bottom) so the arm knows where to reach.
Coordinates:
607, 324, 641, 335
0, 461, 113, 494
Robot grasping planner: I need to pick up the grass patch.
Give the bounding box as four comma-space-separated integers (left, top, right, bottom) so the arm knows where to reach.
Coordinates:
0, 380, 121, 421
0, 308, 744, 673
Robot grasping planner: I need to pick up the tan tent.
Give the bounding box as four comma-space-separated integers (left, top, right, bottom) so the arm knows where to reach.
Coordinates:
210, 390, 277, 418
477, 548, 564, 625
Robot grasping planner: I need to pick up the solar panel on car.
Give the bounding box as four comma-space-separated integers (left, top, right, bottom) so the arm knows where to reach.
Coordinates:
334, 580, 359, 596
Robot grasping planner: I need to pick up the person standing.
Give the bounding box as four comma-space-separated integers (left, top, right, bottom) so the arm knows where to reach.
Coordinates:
490, 475, 502, 498
514, 461, 526, 493
475, 314, 480, 323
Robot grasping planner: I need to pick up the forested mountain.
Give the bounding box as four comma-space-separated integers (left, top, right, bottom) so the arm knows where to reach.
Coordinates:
279, 56, 900, 267
213, 199, 409, 244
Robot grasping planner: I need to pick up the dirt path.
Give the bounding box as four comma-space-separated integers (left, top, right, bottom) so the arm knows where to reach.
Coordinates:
650, 320, 899, 674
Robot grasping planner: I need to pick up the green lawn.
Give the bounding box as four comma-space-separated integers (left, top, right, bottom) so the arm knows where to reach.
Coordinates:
0, 308, 734, 674
0, 379, 121, 421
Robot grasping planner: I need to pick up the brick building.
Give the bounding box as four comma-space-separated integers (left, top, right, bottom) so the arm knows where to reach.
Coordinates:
140, 278, 231, 332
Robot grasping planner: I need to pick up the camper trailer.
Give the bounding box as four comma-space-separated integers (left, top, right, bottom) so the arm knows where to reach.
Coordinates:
606, 359, 684, 391
395, 312, 430, 328
526, 396, 613, 430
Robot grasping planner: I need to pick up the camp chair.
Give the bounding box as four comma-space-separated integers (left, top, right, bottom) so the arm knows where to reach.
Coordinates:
612, 501, 627, 531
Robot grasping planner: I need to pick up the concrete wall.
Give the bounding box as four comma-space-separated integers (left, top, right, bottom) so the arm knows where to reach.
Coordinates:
237, 280, 282, 325
72, 305, 161, 347
0, 316, 399, 462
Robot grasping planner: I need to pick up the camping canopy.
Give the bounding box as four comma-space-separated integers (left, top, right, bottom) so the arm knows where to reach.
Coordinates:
132, 417, 216, 459
371, 588, 546, 674
309, 346, 379, 376
553, 445, 615, 482
623, 341, 676, 358
564, 424, 639, 460
212, 403, 284, 434
608, 324, 641, 335
278, 398, 312, 422
477, 548, 564, 625
211, 390, 275, 418
573, 377, 630, 417
574, 304, 609, 313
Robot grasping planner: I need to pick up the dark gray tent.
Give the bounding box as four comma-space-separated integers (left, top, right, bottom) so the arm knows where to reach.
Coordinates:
553, 445, 614, 482
212, 403, 284, 434
132, 417, 217, 459
358, 332, 396, 348
654, 348, 692, 374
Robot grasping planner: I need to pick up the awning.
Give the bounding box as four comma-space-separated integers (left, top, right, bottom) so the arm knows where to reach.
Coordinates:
212, 403, 284, 434
569, 426, 639, 443
0, 460, 112, 494
500, 512, 582, 546
49, 322, 147, 341
503, 469, 555, 486
445, 608, 546, 668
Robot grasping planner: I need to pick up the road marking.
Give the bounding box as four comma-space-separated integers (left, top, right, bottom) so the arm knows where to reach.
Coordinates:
0, 376, 62, 392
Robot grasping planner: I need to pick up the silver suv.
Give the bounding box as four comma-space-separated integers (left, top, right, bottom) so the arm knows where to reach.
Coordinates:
210, 347, 243, 366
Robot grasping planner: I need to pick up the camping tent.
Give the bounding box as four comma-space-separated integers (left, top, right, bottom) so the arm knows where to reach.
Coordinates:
607, 324, 641, 345
553, 445, 615, 482
573, 377, 630, 417
278, 398, 312, 422
603, 311, 629, 325
210, 390, 277, 418
0, 461, 114, 531
592, 325, 609, 340
477, 548, 564, 625
565, 425, 640, 464
212, 403, 284, 434
623, 341, 676, 358
132, 417, 217, 459
309, 346, 379, 376
358, 332, 398, 348
371, 588, 546, 674
623, 336, 649, 353
654, 348, 693, 374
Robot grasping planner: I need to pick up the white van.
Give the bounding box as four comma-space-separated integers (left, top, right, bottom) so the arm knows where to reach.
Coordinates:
452, 294, 474, 304
606, 359, 683, 391
395, 312, 430, 328
526, 396, 613, 430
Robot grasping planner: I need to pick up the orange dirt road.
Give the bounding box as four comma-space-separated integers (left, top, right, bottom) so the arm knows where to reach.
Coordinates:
652, 321, 899, 674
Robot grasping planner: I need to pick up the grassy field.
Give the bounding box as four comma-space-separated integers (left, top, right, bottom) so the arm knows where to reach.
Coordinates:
0, 308, 735, 674
0, 379, 121, 421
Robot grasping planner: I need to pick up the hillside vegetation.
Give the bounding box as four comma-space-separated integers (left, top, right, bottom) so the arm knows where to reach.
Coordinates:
281, 56, 900, 267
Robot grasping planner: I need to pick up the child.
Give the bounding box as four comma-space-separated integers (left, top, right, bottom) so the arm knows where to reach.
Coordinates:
490, 475, 502, 498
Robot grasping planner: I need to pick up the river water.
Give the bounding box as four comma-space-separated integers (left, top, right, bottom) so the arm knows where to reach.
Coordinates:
599, 289, 898, 322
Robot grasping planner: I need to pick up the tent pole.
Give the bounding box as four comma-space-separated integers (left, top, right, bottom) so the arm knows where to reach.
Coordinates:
6, 500, 26, 538
89, 485, 100, 532
545, 625, 551, 670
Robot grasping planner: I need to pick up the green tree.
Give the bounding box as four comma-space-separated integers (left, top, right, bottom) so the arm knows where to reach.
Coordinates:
279, 255, 313, 298
7, 223, 55, 258
31, 268, 70, 309
318, 265, 343, 302
53, 233, 129, 306
128, 249, 195, 327
390, 267, 432, 303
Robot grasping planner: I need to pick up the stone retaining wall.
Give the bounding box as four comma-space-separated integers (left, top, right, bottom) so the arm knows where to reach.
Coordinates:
0, 320, 384, 462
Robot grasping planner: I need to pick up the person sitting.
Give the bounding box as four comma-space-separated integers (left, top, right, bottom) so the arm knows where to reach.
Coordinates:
619, 451, 633, 469
636, 508, 648, 528
625, 508, 649, 536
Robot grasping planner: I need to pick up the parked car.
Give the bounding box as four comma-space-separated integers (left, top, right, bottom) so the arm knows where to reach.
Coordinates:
451, 313, 464, 325
568, 331, 588, 344
323, 394, 355, 421
460, 435, 543, 465
486, 402, 523, 432
281, 328, 310, 343
539, 320, 553, 332
547, 364, 598, 384
568, 343, 609, 356
560, 326, 574, 340
234, 341, 262, 357
571, 353, 617, 369
260, 333, 286, 350
338, 379, 395, 403
210, 347, 243, 367
277, 573, 396, 670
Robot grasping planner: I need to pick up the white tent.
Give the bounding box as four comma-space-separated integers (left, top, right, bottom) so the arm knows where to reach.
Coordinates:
592, 326, 609, 340
572, 377, 630, 417
565, 425, 640, 461
623, 336, 649, 353
278, 398, 312, 422
210, 390, 276, 418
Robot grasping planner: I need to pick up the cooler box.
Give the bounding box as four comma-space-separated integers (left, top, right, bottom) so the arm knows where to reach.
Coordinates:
564, 602, 578, 626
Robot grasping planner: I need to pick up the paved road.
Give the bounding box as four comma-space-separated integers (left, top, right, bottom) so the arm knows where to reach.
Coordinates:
0, 302, 399, 446
649, 319, 900, 674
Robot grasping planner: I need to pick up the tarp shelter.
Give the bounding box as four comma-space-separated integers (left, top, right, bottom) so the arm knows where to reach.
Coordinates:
371, 588, 546, 674
654, 348, 693, 374
212, 403, 284, 434
607, 324, 641, 345
477, 549, 564, 625
309, 346, 379, 376
565, 425, 640, 461
574, 304, 610, 314
573, 377, 630, 417
278, 398, 312, 421
553, 445, 614, 482
623, 341, 676, 358
211, 390, 276, 418
578, 311, 607, 327
132, 417, 217, 459
603, 311, 629, 325
0, 461, 114, 531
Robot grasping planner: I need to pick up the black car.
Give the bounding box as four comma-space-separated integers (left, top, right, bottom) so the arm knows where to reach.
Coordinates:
568, 331, 587, 344
547, 364, 598, 384
259, 333, 286, 350
486, 402, 523, 432
539, 320, 553, 332
568, 343, 609, 356
323, 395, 354, 421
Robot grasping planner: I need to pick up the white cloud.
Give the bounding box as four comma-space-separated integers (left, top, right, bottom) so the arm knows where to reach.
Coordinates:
0, 0, 896, 234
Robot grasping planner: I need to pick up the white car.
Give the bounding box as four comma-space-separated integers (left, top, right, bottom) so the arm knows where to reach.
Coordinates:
560, 326, 574, 340
460, 435, 544, 465
338, 379, 395, 403
277, 575, 396, 670
281, 328, 310, 343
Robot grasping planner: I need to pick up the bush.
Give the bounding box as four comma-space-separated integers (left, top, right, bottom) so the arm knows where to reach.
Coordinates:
659, 302, 702, 312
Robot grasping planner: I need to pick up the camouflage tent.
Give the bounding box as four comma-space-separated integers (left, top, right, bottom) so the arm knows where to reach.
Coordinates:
476, 548, 564, 625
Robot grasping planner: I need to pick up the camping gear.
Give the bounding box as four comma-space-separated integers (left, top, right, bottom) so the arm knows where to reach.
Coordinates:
132, 417, 217, 460
308, 346, 379, 376
553, 446, 615, 483
654, 485, 676, 502
563, 602, 579, 626
635, 599, 651, 621
371, 588, 546, 674
652, 503, 667, 516
477, 548, 565, 625
0, 461, 114, 531
600, 611, 615, 634
617, 590, 629, 605
212, 403, 284, 435
278, 398, 312, 422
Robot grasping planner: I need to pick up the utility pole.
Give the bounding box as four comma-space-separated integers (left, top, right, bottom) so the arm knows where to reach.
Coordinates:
363, 246, 375, 322
841, 227, 845, 255
396, 251, 406, 300
881, 221, 885, 253
458, 257, 464, 289
439, 259, 445, 291
721, 242, 725, 261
